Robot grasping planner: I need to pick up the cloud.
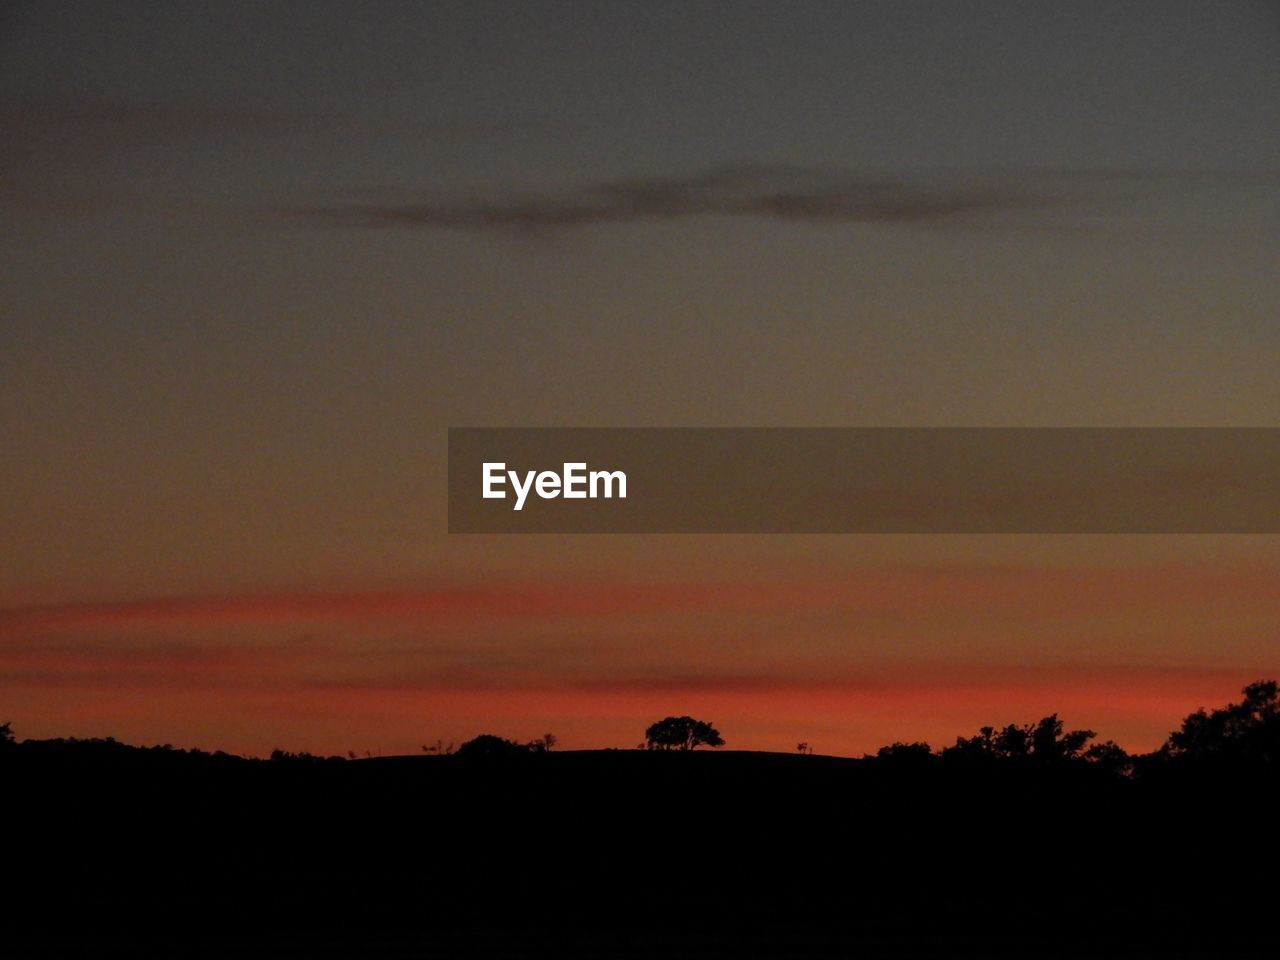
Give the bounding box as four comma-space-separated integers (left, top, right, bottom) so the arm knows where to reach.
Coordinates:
0, 583, 766, 636
2, 564, 1274, 703
301, 662, 1275, 699
3, 572, 1273, 753
2, 564, 1276, 638
275, 164, 1063, 232
272, 165, 1279, 234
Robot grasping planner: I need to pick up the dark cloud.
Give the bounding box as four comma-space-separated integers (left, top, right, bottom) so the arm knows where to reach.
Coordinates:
276, 164, 1280, 234
275, 164, 1071, 232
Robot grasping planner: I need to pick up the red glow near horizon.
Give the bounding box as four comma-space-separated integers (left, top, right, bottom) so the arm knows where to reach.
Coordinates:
1, 568, 1274, 758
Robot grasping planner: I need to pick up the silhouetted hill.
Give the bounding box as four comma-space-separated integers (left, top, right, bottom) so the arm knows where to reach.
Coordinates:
4, 731, 1277, 957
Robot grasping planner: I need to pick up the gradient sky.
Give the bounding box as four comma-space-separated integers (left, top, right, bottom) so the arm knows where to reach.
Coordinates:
3, 2, 1278, 757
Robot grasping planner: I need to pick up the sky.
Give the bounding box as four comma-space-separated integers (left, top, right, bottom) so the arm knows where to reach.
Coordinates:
2, 1, 1278, 757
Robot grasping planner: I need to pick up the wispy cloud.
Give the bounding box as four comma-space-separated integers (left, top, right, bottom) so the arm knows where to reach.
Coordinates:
275, 164, 1055, 232
0, 582, 786, 636
3, 565, 1276, 638
273, 164, 1279, 234
3, 571, 1274, 753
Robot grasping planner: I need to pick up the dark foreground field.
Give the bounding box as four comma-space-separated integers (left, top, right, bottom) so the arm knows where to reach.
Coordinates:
4, 740, 1278, 957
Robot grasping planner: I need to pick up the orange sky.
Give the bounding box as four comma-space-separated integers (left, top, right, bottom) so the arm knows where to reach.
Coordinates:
3, 560, 1275, 757
3, 6, 1278, 761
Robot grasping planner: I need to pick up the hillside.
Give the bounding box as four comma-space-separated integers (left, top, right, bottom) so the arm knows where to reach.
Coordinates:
4, 734, 1277, 956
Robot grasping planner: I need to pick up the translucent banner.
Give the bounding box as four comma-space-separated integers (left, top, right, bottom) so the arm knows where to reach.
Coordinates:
448, 428, 1280, 533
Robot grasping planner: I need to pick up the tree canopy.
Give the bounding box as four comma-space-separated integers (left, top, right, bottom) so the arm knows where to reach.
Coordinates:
456, 734, 530, 759
1164, 680, 1279, 764
944, 713, 1097, 763
644, 716, 725, 751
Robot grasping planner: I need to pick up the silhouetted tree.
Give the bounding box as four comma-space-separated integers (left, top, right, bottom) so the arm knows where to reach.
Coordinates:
1084, 739, 1133, 776
0, 721, 13, 746
456, 734, 528, 759
270, 748, 340, 763
644, 716, 724, 751
1164, 679, 1279, 764
1029, 714, 1095, 761
874, 741, 934, 763
944, 724, 1001, 761
944, 714, 1096, 764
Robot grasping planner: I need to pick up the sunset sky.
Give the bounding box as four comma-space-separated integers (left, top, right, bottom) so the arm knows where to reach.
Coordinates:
3, 2, 1278, 757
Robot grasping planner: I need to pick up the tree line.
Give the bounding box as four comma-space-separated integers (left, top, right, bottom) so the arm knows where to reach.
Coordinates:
3, 680, 1276, 772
